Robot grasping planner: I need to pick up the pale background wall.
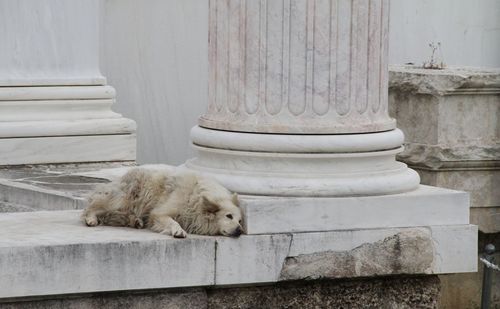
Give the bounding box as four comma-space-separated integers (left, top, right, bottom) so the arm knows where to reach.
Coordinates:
100, 0, 207, 165
389, 0, 500, 68
100, 0, 500, 165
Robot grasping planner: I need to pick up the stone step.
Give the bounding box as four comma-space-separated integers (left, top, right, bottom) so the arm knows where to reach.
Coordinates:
0, 210, 477, 299
0, 165, 470, 235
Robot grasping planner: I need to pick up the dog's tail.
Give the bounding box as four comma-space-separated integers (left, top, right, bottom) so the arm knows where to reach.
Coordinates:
97, 211, 145, 229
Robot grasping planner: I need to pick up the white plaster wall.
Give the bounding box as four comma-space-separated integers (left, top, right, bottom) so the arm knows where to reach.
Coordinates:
101, 0, 500, 165
0, 0, 102, 85
100, 0, 207, 165
389, 0, 500, 68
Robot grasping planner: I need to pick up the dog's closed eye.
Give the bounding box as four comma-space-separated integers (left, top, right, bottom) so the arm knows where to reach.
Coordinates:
226, 214, 233, 219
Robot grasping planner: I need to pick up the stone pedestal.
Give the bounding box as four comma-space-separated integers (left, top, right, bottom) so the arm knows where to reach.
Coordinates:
389, 65, 500, 308
389, 66, 500, 233
0, 0, 136, 165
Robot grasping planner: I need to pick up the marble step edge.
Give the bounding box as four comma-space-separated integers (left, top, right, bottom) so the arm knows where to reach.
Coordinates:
0, 118, 136, 138
0, 210, 477, 299
240, 185, 470, 234
0, 134, 136, 165
0, 178, 469, 234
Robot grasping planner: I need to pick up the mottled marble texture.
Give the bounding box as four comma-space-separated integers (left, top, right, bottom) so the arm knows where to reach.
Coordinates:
201, 0, 394, 134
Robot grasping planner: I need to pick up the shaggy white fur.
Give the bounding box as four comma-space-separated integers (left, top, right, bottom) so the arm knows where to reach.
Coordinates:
82, 167, 243, 238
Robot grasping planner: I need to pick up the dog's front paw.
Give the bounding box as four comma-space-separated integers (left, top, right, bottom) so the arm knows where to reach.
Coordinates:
131, 216, 144, 229
85, 216, 98, 227
171, 226, 187, 238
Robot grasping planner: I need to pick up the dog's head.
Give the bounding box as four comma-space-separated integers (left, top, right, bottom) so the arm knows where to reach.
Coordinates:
202, 193, 243, 237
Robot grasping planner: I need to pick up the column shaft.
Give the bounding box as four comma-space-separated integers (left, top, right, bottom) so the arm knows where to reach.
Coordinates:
200, 0, 394, 134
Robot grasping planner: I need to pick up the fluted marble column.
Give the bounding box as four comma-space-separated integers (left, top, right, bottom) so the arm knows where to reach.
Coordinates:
200, 0, 393, 134
186, 0, 419, 196
0, 0, 136, 165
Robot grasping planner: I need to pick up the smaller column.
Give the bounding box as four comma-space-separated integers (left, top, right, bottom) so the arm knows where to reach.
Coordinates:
0, 0, 136, 165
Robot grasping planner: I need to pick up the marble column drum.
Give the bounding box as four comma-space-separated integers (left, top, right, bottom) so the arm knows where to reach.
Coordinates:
187, 0, 419, 196
200, 0, 394, 134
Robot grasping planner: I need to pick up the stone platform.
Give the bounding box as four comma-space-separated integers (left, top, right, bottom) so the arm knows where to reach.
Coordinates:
0, 210, 476, 299
0, 164, 477, 301
0, 165, 471, 234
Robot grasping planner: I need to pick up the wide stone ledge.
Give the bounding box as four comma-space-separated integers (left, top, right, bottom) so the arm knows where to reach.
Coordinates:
0, 210, 476, 299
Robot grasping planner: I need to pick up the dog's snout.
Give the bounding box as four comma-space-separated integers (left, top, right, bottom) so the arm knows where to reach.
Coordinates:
231, 227, 243, 237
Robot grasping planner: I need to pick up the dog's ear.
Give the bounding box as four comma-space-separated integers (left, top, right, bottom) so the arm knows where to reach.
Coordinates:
202, 196, 220, 214
232, 193, 239, 207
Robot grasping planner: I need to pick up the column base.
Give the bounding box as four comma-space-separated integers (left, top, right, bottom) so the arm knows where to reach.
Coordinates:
0, 134, 136, 165
186, 126, 420, 197
0, 85, 136, 165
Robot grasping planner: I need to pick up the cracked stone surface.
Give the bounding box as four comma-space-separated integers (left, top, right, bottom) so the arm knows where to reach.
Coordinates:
280, 229, 435, 281
389, 65, 500, 95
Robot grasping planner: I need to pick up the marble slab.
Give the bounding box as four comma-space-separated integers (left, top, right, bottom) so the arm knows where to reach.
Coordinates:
0, 210, 477, 298
240, 185, 469, 234
0, 134, 136, 165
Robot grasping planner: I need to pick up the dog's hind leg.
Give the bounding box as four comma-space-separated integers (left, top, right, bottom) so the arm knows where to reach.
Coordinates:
148, 212, 187, 238
82, 206, 107, 227
97, 211, 144, 229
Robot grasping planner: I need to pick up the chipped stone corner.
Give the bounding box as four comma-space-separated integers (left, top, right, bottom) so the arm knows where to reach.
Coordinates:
279, 228, 436, 281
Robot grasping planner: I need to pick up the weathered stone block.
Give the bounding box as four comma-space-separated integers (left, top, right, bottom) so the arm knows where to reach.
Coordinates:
207, 276, 441, 309
280, 229, 434, 280
0, 276, 441, 309
389, 65, 500, 233
0, 289, 208, 309
240, 185, 469, 234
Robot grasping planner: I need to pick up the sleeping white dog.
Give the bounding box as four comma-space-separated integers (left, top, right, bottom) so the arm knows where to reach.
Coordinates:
82, 167, 243, 238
